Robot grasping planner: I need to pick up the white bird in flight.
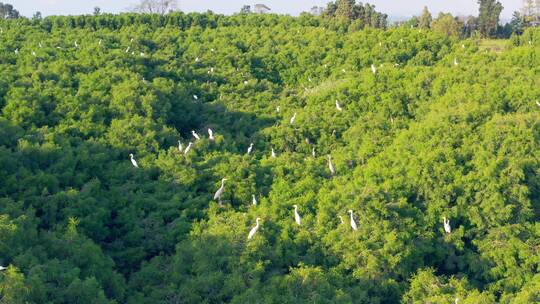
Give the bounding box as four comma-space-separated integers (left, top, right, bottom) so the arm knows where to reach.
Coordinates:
443, 217, 451, 234
214, 178, 227, 204
177, 140, 183, 153
129, 153, 139, 168
271, 148, 276, 158
184, 142, 193, 155
208, 128, 215, 141
191, 130, 200, 141
247, 217, 261, 240
290, 112, 297, 125
247, 143, 254, 155
293, 205, 301, 226
348, 210, 358, 231
335, 100, 343, 111
371, 64, 377, 74
328, 155, 336, 175
252, 194, 257, 205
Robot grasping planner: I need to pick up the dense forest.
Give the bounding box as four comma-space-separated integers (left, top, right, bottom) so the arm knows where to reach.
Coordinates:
0, 10, 539, 304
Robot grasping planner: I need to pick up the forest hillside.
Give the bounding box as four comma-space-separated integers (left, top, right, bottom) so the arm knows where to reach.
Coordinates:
0, 12, 539, 303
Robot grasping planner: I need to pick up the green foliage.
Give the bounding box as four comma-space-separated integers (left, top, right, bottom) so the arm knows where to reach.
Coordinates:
0, 11, 539, 304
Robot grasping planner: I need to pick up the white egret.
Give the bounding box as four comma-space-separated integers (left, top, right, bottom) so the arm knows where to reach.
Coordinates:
191, 130, 200, 141
184, 142, 193, 155
247, 217, 261, 240
342, 68, 346, 73
140, 52, 145, 57
32, 51, 36, 56
252, 194, 257, 205
177, 140, 183, 153
125, 46, 130, 53
39, 42, 43, 48
443, 217, 451, 234
461, 44, 465, 49
454, 58, 458, 66
193, 95, 198, 101
74, 41, 78, 48
371, 64, 377, 74
335, 100, 343, 111
0, 266, 6, 271
129, 153, 139, 168
14, 49, 18, 54
244, 80, 248, 85
290, 112, 297, 125
214, 178, 227, 203
195, 57, 200, 62
348, 210, 358, 231
293, 205, 302, 226
276, 106, 280, 112
536, 101, 540, 107
98, 39, 102, 45
247, 143, 254, 155
328, 155, 336, 176
271, 148, 276, 158
208, 128, 215, 141
312, 147, 316, 158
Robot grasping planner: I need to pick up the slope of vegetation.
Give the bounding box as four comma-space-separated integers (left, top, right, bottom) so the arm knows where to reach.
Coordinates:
0, 12, 539, 303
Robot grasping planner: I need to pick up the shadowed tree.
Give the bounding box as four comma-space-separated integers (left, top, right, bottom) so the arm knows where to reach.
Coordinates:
0, 2, 19, 19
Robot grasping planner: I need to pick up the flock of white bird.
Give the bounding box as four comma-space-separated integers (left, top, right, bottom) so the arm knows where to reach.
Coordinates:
14, 35, 537, 241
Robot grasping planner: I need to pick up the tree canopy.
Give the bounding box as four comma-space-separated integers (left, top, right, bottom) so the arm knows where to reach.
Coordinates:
0, 11, 539, 304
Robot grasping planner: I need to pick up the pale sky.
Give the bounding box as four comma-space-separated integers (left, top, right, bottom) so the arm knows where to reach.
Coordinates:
9, 0, 522, 19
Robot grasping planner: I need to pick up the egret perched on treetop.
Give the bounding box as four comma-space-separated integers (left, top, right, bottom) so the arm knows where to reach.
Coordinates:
184, 142, 193, 155
247, 143, 254, 155
443, 217, 451, 234
312, 147, 316, 158
335, 100, 343, 111
214, 178, 227, 204
328, 155, 336, 175
129, 154, 139, 168
271, 148, 276, 158
290, 112, 297, 125
293, 205, 301, 226
454, 58, 459, 66
178, 140, 183, 153
247, 217, 261, 240
371, 64, 377, 74
208, 128, 215, 141
252, 194, 257, 205
348, 210, 358, 231
191, 130, 200, 141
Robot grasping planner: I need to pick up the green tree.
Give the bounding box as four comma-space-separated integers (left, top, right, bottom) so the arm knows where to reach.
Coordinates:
419, 6, 432, 29
477, 0, 504, 37
431, 12, 462, 37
